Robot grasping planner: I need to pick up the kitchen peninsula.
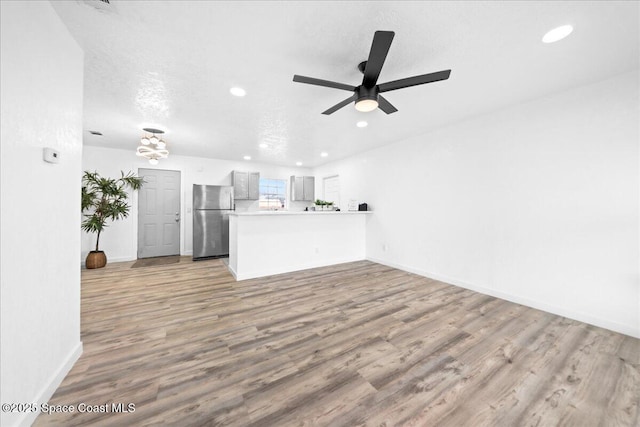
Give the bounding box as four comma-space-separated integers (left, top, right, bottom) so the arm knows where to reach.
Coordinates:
228, 211, 371, 280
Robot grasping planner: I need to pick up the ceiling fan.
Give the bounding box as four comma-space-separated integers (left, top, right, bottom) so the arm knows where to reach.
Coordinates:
293, 31, 451, 115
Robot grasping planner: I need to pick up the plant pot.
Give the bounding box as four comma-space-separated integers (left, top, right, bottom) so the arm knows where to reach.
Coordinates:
86, 251, 107, 269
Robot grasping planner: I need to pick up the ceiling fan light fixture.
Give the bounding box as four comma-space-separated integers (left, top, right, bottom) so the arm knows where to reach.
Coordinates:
293, 31, 451, 116
141, 136, 150, 145
355, 99, 378, 112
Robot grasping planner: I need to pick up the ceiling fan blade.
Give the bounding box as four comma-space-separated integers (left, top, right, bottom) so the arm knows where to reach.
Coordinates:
362, 31, 395, 88
378, 69, 451, 93
293, 75, 356, 92
377, 95, 398, 114
322, 94, 357, 115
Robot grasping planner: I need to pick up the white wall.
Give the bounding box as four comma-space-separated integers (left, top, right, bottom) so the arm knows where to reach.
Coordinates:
0, 2, 84, 426
314, 71, 640, 338
82, 146, 313, 262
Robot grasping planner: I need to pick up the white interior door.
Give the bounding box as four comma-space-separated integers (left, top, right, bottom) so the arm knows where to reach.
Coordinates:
323, 175, 340, 205
137, 168, 181, 258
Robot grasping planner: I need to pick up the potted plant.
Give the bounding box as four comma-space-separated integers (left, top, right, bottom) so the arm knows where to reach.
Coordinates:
314, 199, 334, 211
81, 170, 144, 269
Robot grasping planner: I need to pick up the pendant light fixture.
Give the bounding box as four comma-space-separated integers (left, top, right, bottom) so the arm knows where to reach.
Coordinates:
136, 128, 169, 165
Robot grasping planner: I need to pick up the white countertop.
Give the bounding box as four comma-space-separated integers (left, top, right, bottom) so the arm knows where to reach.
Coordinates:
229, 210, 372, 216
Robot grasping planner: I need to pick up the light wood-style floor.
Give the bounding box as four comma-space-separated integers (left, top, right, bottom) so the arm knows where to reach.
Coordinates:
35, 258, 639, 426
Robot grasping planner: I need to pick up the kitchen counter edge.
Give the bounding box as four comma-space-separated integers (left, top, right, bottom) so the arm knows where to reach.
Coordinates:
228, 211, 373, 216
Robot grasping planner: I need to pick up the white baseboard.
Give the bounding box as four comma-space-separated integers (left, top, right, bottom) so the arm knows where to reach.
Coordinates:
81, 252, 194, 267
81, 252, 201, 268
80, 255, 135, 268
15, 341, 83, 427
366, 257, 639, 339
227, 263, 238, 280
107, 255, 136, 263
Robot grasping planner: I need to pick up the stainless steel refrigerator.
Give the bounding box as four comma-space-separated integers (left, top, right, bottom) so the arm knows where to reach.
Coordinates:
193, 184, 234, 260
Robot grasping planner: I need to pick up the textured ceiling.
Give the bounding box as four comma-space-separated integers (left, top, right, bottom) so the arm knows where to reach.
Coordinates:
51, 1, 639, 167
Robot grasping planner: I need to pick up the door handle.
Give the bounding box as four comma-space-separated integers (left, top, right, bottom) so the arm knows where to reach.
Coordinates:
175, 212, 180, 222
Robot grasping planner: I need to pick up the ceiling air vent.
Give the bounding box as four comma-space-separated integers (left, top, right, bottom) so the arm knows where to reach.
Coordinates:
80, 0, 116, 14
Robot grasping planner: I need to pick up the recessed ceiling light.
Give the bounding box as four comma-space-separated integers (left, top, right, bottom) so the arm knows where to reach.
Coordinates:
296, 161, 302, 166
243, 155, 251, 160
356, 121, 368, 128
230, 87, 246, 97
542, 25, 573, 43
320, 152, 328, 157
259, 143, 268, 148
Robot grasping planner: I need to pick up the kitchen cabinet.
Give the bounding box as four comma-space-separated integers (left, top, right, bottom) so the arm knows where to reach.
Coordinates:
290, 175, 315, 201
232, 171, 260, 200
248, 172, 259, 200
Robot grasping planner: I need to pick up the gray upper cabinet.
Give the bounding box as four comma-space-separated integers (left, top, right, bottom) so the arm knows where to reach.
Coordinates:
233, 170, 260, 200
292, 176, 304, 201
290, 175, 315, 201
232, 171, 248, 200
248, 172, 259, 200
303, 176, 315, 201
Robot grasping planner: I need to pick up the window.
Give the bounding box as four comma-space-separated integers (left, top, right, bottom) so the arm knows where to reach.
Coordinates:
259, 178, 286, 210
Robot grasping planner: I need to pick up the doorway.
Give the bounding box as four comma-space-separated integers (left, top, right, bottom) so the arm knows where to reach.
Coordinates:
137, 168, 181, 258
323, 175, 340, 206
